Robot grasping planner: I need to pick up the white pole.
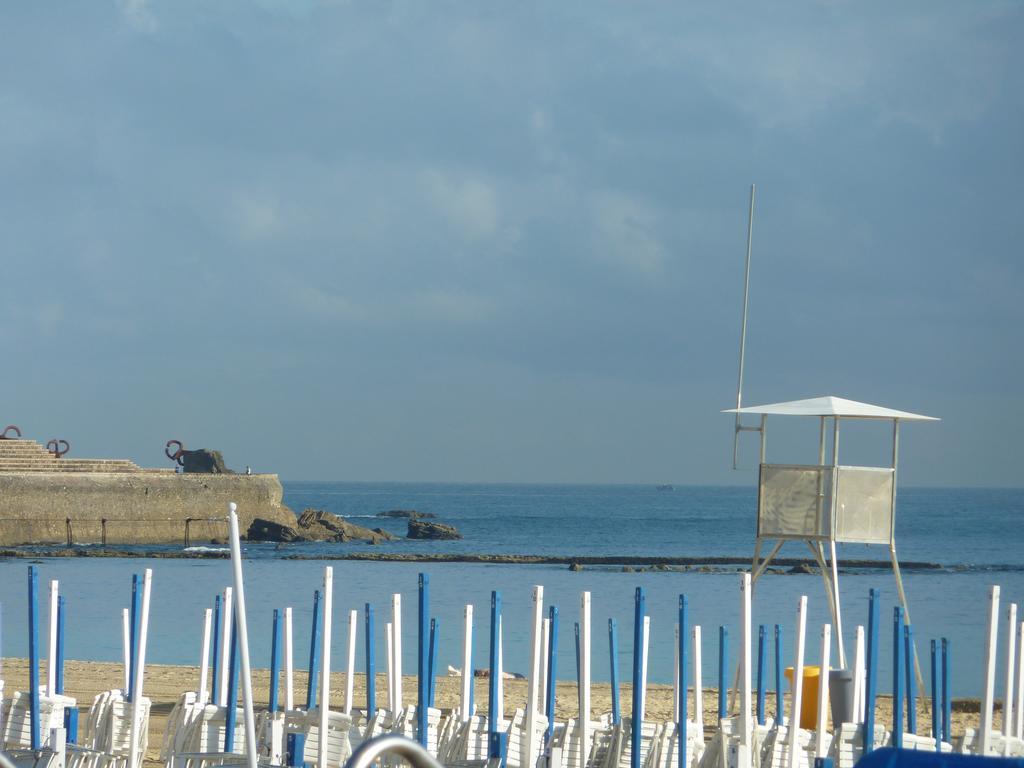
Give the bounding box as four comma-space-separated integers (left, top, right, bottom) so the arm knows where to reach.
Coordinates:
1004, 603, 1018, 745
392, 594, 403, 711
227, 506, 259, 768
525, 586, 545, 768
199, 609, 213, 705
828, 542, 846, 668
128, 569, 152, 768
732, 183, 756, 470
497, 614, 504, 726
980, 585, 1000, 755
579, 591, 591, 768
541, 617, 551, 717
318, 567, 333, 768
640, 615, 650, 723
219, 586, 234, 706
853, 626, 866, 724
386, 622, 395, 713
674, 624, 681, 724
461, 605, 474, 721
694, 626, 704, 734
815, 625, 832, 757
788, 596, 808, 768
740, 573, 753, 752
1016, 620, 1024, 740
285, 607, 294, 711
47, 580, 59, 697
122, 608, 131, 692
345, 609, 358, 715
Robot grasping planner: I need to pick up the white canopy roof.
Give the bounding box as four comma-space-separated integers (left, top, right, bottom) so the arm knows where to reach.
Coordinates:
722, 395, 938, 421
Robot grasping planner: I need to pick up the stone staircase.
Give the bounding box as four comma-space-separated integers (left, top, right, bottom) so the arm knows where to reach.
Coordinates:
0, 438, 170, 473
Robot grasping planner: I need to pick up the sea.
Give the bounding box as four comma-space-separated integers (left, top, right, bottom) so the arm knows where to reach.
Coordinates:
1, 482, 1022, 698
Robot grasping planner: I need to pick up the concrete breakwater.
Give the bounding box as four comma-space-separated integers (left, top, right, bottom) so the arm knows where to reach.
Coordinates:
0, 471, 295, 546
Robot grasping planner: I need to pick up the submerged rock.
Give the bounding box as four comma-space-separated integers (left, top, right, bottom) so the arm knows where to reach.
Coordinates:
406, 519, 462, 540
376, 510, 437, 519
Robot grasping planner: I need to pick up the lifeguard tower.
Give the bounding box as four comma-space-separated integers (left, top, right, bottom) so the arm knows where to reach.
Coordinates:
723, 395, 938, 670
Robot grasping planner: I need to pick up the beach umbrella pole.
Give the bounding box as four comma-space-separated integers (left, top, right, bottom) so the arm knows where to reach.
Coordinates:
487, 590, 506, 766
28, 566, 41, 751
740, 573, 752, 765
678, 596, 689, 768
129, 569, 152, 768
285, 607, 294, 711
893, 607, 904, 748
306, 590, 321, 710
227, 504, 259, 768
345, 609, 358, 716
525, 585, 545, 768
631, 587, 645, 768
609, 618, 620, 726
756, 625, 766, 726
461, 605, 474, 721
365, 604, 376, 717
317, 567, 333, 768
787, 596, 807, 768
1003, 603, 1018, 744
392, 593, 403, 712
980, 585, 1000, 754
864, 589, 880, 753
693, 626, 703, 738
814, 624, 832, 758
579, 591, 591, 768
198, 609, 213, 705
546, 607, 559, 743
418, 574, 429, 746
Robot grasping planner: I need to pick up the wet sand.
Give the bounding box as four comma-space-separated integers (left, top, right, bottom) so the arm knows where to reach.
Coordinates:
1, 658, 991, 766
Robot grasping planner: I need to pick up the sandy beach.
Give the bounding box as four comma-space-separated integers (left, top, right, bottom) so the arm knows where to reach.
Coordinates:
2, 658, 993, 765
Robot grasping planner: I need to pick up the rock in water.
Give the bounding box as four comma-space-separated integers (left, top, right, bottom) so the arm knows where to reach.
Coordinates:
407, 519, 462, 540
296, 508, 398, 544
376, 510, 438, 519
247, 518, 301, 542
181, 449, 232, 474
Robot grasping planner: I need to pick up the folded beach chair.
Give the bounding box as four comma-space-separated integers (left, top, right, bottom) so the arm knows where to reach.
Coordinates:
652, 720, 705, 768
755, 722, 816, 768
2, 690, 78, 768
65, 689, 151, 768
957, 729, 1024, 757
605, 718, 663, 768
165, 703, 248, 768
291, 708, 354, 768
822, 723, 892, 768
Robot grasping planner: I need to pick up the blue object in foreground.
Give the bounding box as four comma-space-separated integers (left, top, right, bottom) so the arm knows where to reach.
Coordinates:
853, 747, 1024, 768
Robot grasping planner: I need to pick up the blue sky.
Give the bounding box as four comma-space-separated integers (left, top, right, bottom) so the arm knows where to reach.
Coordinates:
2, 2, 1021, 485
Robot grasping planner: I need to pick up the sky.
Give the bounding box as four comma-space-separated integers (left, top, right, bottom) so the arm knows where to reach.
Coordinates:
1, 2, 1021, 486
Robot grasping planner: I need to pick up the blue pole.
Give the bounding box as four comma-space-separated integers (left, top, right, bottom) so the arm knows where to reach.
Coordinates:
609, 618, 621, 725
28, 566, 41, 751
774, 625, 783, 724
546, 607, 559, 743
129, 573, 141, 702
418, 573, 430, 746
892, 607, 904, 747
718, 626, 729, 721
211, 595, 222, 702
488, 591, 506, 765
365, 603, 376, 717
904, 624, 916, 734
941, 638, 951, 743
225, 617, 240, 752
756, 624, 767, 726
56, 595, 66, 695
863, 589, 880, 753
429, 618, 440, 709
306, 590, 321, 710
631, 587, 645, 768
678, 595, 688, 768
930, 640, 939, 751
269, 609, 282, 713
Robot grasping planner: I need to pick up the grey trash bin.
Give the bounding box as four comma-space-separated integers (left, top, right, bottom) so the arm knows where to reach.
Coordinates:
829, 668, 856, 725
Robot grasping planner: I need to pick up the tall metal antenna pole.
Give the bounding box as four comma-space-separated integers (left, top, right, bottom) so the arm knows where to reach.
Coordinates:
733, 184, 756, 469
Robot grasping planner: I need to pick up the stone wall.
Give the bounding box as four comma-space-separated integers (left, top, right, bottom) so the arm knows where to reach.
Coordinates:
0, 472, 296, 546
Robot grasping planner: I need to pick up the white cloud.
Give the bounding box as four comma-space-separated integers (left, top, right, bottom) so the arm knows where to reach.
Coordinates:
592, 191, 666, 274
230, 192, 283, 242
286, 281, 366, 324
414, 289, 495, 324
423, 170, 499, 240
118, 0, 157, 32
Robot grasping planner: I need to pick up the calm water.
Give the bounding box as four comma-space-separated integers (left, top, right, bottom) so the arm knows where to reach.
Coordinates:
1, 483, 1022, 698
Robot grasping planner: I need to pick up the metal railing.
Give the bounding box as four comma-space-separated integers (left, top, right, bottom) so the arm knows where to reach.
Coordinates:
0, 516, 229, 547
